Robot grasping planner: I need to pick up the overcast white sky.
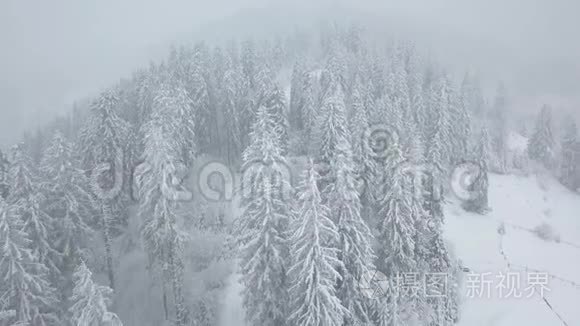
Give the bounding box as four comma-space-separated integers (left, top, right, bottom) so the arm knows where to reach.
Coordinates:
1, 0, 578, 147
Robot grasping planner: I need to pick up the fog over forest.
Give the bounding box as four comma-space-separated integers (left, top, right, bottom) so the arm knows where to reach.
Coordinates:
1, 0, 579, 147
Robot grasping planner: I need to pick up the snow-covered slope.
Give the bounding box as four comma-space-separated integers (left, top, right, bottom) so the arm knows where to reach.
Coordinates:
446, 172, 580, 326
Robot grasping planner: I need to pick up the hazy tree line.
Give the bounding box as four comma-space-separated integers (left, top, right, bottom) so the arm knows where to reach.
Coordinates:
0, 23, 577, 326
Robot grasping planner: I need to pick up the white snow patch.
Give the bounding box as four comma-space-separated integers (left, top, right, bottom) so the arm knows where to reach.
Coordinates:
446, 173, 580, 326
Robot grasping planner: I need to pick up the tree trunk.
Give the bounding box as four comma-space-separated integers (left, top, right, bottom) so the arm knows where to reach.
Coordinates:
102, 202, 115, 289
168, 242, 187, 326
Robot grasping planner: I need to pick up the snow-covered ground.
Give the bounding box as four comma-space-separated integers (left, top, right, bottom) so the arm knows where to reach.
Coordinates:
447, 172, 580, 326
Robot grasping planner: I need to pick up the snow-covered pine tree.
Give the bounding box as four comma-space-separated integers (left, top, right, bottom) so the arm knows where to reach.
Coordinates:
0, 197, 59, 325
423, 88, 460, 324
460, 73, 485, 118
334, 144, 377, 326
409, 71, 428, 144
452, 81, 472, 164
490, 83, 509, 172
392, 57, 414, 145
290, 59, 306, 130
462, 128, 490, 214
8, 142, 60, 277
136, 95, 190, 326
369, 52, 386, 101
324, 135, 376, 325
222, 64, 245, 165
301, 71, 317, 148
316, 85, 350, 191
188, 54, 214, 156
287, 160, 346, 326
421, 172, 459, 325
349, 79, 377, 226
235, 105, 292, 326
39, 132, 95, 309
78, 89, 134, 289
263, 84, 290, 155
270, 37, 285, 72
376, 133, 418, 325
153, 78, 196, 166
528, 105, 555, 168
427, 76, 454, 177
559, 118, 579, 190
241, 39, 258, 89
320, 48, 347, 101
69, 261, 123, 326
377, 138, 415, 274
79, 88, 132, 176
0, 150, 8, 199
136, 64, 160, 127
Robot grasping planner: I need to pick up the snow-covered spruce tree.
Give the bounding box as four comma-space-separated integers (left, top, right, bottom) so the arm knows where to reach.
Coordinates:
427, 76, 454, 177
153, 78, 196, 166
528, 105, 555, 168
559, 118, 579, 190
392, 57, 414, 145
324, 135, 377, 325
368, 52, 386, 102
452, 82, 472, 164
409, 71, 428, 144
79, 88, 132, 176
462, 128, 490, 214
235, 105, 292, 326
316, 84, 350, 191
301, 71, 317, 147
289, 59, 306, 130
8, 142, 60, 277
320, 48, 347, 101
39, 132, 96, 310
349, 79, 377, 226
263, 84, 290, 155
0, 197, 59, 325
221, 64, 245, 165
188, 56, 214, 156
136, 95, 191, 326
377, 138, 415, 274
241, 39, 258, 89
287, 161, 347, 326
490, 83, 509, 172
424, 99, 460, 325
69, 261, 123, 326
421, 184, 459, 325
0, 149, 8, 199
460, 73, 485, 118
78, 89, 133, 288
136, 64, 160, 127
376, 133, 419, 325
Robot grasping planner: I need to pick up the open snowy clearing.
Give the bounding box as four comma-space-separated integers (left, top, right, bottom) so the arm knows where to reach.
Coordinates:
447, 172, 580, 326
